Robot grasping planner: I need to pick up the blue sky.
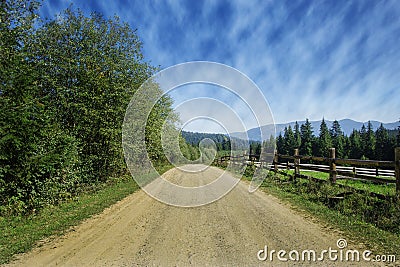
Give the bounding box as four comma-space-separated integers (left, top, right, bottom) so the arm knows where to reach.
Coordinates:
39, 0, 400, 130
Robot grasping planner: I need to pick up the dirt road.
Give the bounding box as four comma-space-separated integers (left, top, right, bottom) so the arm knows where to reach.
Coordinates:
8, 165, 380, 266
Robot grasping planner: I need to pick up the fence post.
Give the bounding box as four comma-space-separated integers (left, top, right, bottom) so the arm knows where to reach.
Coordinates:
294, 149, 300, 179
274, 152, 278, 172
329, 148, 337, 183
395, 147, 400, 194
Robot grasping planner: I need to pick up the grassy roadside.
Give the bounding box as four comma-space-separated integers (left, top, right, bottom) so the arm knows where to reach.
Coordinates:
0, 165, 173, 265
300, 170, 396, 196
218, 163, 400, 259
255, 170, 400, 258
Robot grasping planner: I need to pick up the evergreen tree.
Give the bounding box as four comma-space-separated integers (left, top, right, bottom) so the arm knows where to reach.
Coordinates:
250, 142, 261, 155
262, 135, 276, 154
294, 121, 301, 149
317, 118, 332, 157
348, 129, 362, 159
300, 119, 313, 156
364, 121, 376, 159
284, 125, 296, 155
397, 120, 400, 147
359, 124, 367, 158
276, 133, 284, 154
375, 124, 390, 160
342, 135, 351, 158
330, 120, 345, 158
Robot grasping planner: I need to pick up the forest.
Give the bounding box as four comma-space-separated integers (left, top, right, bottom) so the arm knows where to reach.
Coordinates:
273, 119, 400, 160
181, 131, 253, 151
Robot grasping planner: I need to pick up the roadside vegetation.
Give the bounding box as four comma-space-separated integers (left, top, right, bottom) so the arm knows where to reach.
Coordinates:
300, 170, 396, 196
1, 1, 152, 216
0, 176, 138, 264
236, 165, 400, 257
0, 0, 198, 216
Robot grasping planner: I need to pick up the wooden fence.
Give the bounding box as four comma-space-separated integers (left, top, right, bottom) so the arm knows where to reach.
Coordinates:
214, 147, 400, 193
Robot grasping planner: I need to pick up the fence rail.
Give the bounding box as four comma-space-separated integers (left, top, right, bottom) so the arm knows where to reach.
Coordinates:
214, 147, 400, 193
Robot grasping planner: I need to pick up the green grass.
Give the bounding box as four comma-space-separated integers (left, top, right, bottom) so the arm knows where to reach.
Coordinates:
259, 177, 400, 257
336, 179, 396, 196
300, 170, 396, 196
0, 164, 175, 265
300, 170, 329, 180
231, 165, 400, 258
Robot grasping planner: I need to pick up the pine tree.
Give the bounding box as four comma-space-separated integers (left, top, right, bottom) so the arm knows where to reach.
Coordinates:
263, 135, 276, 154
300, 119, 313, 156
294, 121, 301, 149
330, 120, 345, 158
397, 119, 400, 147
375, 124, 390, 160
360, 124, 367, 158
284, 125, 296, 155
364, 121, 376, 159
318, 118, 332, 157
349, 129, 362, 159
250, 142, 261, 155
342, 135, 350, 158
277, 133, 284, 154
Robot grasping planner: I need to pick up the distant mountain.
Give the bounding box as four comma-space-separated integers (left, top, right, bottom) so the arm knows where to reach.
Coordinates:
232, 119, 400, 142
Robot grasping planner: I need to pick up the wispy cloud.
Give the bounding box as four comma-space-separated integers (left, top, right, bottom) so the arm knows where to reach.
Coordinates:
39, 0, 400, 131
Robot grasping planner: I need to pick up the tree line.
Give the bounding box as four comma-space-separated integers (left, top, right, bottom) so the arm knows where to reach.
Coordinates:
0, 1, 178, 215
181, 131, 253, 153
273, 119, 400, 160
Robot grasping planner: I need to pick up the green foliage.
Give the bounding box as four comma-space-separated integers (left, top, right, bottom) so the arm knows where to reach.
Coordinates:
262, 135, 275, 154
276, 133, 284, 154
145, 95, 176, 163
259, 173, 400, 257
0, 3, 172, 215
375, 124, 390, 160
179, 137, 200, 161
249, 141, 261, 155
276, 118, 397, 161
293, 121, 301, 149
363, 121, 376, 159
397, 119, 400, 146
348, 129, 363, 159
264, 172, 400, 235
283, 125, 296, 155
330, 120, 344, 158
181, 131, 234, 151
29, 8, 153, 182
299, 119, 313, 156
0, 0, 80, 214
317, 118, 332, 157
